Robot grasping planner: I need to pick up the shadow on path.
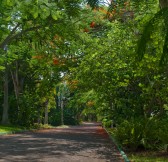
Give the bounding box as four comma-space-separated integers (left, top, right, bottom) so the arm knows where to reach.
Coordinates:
0, 122, 123, 162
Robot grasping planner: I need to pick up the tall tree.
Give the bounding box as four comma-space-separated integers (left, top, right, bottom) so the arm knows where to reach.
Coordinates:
0, 0, 83, 125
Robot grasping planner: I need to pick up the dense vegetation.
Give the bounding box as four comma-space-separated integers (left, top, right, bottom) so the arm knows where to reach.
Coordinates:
1, 0, 168, 153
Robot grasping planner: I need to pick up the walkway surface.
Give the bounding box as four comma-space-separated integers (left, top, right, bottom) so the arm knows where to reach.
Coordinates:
0, 122, 124, 162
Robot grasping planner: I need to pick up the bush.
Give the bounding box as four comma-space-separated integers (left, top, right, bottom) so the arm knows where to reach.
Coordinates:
102, 118, 113, 128
157, 119, 168, 151
112, 119, 144, 150
141, 118, 160, 149
31, 123, 53, 129
111, 117, 168, 151
142, 118, 168, 150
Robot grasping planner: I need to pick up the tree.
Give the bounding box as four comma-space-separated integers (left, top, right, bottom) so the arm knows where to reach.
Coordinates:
1, 56, 10, 124
0, 0, 83, 125
128, 0, 168, 64
159, 0, 168, 8
70, 0, 168, 150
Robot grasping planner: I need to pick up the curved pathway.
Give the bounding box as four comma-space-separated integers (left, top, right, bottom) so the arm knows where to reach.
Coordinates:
0, 122, 124, 162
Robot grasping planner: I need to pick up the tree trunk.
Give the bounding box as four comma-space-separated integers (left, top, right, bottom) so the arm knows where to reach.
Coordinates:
11, 61, 25, 122
11, 61, 20, 101
37, 106, 41, 124
159, 0, 168, 8
60, 99, 64, 125
44, 99, 49, 125
1, 65, 10, 125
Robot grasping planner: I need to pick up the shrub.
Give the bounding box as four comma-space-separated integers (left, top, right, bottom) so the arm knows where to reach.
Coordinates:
111, 117, 168, 151
141, 118, 160, 149
112, 119, 144, 150
32, 123, 53, 129
157, 119, 168, 152
102, 118, 113, 128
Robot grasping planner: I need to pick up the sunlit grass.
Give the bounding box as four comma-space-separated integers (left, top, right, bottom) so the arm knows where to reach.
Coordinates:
56, 125, 70, 128
31, 123, 55, 129
0, 124, 56, 134
128, 151, 168, 162
0, 125, 22, 133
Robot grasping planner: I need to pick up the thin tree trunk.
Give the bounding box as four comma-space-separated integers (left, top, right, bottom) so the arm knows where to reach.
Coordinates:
10, 61, 25, 120
44, 99, 49, 125
37, 106, 41, 124
61, 99, 64, 125
1, 65, 10, 125
10, 61, 21, 113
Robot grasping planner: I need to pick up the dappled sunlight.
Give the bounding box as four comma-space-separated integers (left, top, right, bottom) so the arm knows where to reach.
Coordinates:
0, 123, 123, 162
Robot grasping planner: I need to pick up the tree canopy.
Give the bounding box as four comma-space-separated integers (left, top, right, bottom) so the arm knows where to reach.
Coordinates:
1, 0, 168, 152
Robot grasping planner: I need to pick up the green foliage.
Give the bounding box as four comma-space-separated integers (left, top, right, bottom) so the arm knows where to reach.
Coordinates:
9, 91, 37, 127
112, 119, 144, 150
102, 118, 112, 128
0, 0, 86, 126
157, 118, 168, 151
1, 0, 168, 154
137, 5, 168, 65
31, 123, 53, 129
128, 151, 168, 162
112, 117, 168, 151
48, 108, 79, 126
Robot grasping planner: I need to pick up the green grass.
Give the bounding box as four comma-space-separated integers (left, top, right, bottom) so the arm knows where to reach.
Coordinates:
56, 125, 70, 128
31, 123, 55, 129
0, 125, 23, 134
127, 151, 168, 162
0, 124, 56, 134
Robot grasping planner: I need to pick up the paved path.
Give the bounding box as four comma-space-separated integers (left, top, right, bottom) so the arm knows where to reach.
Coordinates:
0, 122, 124, 162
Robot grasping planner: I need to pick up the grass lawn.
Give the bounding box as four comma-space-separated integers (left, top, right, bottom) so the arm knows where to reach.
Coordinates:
0, 125, 23, 134
0, 124, 55, 134
127, 151, 168, 162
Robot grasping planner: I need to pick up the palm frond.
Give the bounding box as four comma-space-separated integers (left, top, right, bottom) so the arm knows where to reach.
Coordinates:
137, 8, 168, 65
